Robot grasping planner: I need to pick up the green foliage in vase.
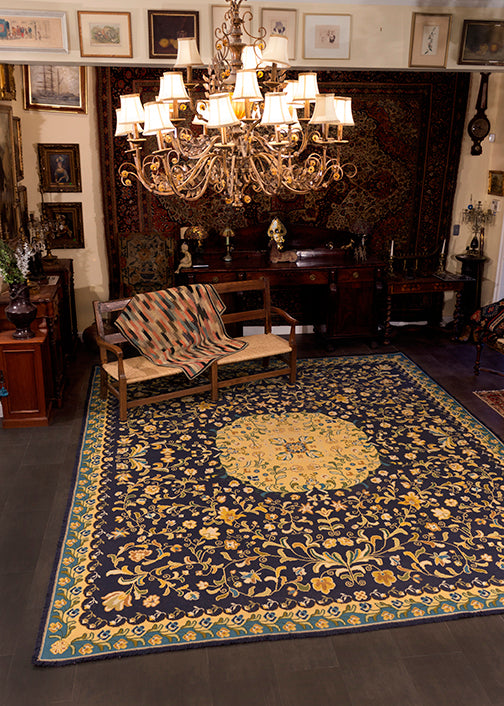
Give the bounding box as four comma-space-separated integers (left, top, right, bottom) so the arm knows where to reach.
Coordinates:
0, 239, 31, 286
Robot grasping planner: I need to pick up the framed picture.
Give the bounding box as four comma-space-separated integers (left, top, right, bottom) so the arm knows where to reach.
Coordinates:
13, 116, 22, 182
42, 202, 84, 249
16, 184, 28, 238
23, 65, 87, 114
0, 64, 15, 100
488, 170, 504, 197
0, 10, 68, 52
0, 104, 16, 239
303, 14, 351, 60
37, 144, 81, 193
211, 5, 251, 49
261, 8, 297, 60
78, 11, 132, 58
458, 20, 504, 66
148, 10, 199, 59
409, 13, 452, 68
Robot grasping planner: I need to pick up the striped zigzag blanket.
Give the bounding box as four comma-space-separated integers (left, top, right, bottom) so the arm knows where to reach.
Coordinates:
115, 284, 247, 379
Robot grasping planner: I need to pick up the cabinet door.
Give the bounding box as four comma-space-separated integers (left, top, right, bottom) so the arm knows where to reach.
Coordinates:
333, 268, 377, 337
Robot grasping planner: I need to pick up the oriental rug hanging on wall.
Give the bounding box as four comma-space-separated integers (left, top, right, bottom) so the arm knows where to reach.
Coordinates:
35, 354, 504, 665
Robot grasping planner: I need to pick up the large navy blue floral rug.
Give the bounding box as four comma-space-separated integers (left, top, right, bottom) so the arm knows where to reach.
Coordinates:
35, 354, 504, 665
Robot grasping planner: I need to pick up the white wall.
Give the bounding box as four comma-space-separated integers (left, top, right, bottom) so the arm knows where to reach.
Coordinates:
2, 1, 504, 330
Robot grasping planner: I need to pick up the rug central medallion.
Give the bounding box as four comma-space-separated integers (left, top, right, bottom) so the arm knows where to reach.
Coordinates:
216, 412, 380, 493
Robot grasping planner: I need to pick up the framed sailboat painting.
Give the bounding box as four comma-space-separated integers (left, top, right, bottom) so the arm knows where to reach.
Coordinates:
22, 65, 87, 113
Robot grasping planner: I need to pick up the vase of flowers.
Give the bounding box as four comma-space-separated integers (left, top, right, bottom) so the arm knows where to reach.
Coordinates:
0, 240, 37, 339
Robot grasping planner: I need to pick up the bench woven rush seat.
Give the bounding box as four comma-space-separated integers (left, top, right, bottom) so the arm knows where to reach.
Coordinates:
93, 278, 297, 420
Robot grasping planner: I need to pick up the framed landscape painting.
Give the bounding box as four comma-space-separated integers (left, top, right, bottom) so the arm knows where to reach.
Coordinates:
23, 65, 87, 113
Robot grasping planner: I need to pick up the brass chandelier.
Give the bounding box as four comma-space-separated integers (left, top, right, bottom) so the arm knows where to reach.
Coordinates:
116, 0, 356, 207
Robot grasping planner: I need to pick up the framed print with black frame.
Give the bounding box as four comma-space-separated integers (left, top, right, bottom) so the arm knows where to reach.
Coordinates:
458, 20, 504, 66
148, 10, 199, 59
409, 13, 452, 68
42, 202, 84, 249
37, 144, 81, 193
23, 65, 87, 114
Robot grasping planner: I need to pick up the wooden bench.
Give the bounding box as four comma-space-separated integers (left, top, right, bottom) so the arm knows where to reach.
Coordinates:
93, 278, 297, 421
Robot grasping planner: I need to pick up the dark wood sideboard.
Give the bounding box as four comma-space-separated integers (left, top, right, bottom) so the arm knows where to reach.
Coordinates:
178, 252, 385, 342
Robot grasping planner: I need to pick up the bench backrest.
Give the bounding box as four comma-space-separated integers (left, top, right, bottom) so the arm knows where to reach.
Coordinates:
93, 278, 273, 346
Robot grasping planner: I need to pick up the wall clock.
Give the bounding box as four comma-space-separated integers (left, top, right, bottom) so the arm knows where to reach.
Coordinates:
468, 72, 491, 156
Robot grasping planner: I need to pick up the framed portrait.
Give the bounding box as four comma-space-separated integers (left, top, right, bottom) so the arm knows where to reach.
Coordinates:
148, 10, 199, 59
211, 5, 251, 48
0, 104, 16, 240
409, 13, 452, 68
261, 8, 297, 60
0, 10, 68, 52
37, 144, 81, 193
0, 63, 15, 100
13, 116, 22, 182
303, 14, 351, 60
458, 20, 504, 66
42, 202, 84, 249
488, 170, 504, 197
78, 11, 132, 58
23, 65, 87, 114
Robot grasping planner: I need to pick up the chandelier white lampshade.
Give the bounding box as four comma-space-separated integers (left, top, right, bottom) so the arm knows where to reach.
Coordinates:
157, 72, 190, 102
310, 94, 340, 125
119, 94, 145, 125
261, 92, 294, 126
294, 73, 320, 102
232, 70, 262, 101
260, 34, 290, 67
241, 44, 263, 70
206, 93, 241, 128
174, 37, 203, 67
142, 102, 175, 135
116, 0, 356, 205
335, 96, 354, 126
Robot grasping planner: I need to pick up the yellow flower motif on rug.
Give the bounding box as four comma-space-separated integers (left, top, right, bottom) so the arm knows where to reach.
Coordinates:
216, 412, 380, 493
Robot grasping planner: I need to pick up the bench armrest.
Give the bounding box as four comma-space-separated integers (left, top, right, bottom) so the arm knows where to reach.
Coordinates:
95, 335, 124, 359
271, 306, 298, 348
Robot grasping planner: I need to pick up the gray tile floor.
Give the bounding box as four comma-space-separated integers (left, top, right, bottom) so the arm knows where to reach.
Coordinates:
1, 330, 504, 705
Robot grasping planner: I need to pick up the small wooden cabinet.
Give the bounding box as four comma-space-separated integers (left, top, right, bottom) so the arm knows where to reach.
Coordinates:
0, 330, 52, 427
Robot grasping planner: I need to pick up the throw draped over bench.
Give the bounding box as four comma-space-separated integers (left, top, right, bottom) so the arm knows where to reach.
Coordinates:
93, 278, 297, 421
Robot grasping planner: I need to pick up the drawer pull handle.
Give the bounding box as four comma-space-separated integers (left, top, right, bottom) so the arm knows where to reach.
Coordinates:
212, 276, 220, 283
352, 272, 359, 279
309, 274, 316, 281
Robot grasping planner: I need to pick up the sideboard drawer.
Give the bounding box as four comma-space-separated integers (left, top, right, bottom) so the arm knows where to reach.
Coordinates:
337, 267, 375, 283
265, 270, 328, 286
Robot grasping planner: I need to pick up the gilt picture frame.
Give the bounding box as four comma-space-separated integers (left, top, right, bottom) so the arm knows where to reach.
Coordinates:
13, 115, 22, 182
0, 63, 15, 99
261, 8, 297, 60
148, 10, 199, 59
458, 20, 504, 66
78, 11, 132, 58
0, 9, 68, 52
488, 170, 504, 197
42, 202, 84, 249
409, 13, 452, 68
303, 13, 351, 60
0, 104, 16, 242
23, 65, 87, 114
38, 144, 81, 193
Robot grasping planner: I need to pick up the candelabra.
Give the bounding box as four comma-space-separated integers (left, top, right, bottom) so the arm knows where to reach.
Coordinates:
462, 200, 495, 256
